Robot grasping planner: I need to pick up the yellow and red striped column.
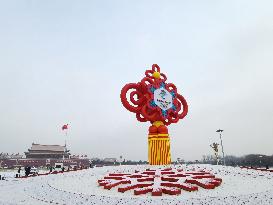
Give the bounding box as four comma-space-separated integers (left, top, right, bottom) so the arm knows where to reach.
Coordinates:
148, 121, 171, 165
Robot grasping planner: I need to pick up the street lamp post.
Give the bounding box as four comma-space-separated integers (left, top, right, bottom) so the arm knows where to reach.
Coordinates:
177, 158, 180, 165
259, 155, 263, 168
120, 156, 123, 166
216, 129, 225, 166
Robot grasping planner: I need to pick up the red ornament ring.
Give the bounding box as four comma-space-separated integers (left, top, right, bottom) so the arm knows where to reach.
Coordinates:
120, 64, 188, 126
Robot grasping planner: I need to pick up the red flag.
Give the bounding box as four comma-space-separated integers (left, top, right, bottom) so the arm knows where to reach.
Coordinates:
62, 124, 68, 130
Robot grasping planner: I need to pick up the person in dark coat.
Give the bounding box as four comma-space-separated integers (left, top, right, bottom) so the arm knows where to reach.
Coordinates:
25, 166, 31, 176
24, 166, 27, 176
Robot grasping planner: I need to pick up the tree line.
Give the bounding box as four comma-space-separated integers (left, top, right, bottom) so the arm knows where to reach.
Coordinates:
201, 154, 273, 167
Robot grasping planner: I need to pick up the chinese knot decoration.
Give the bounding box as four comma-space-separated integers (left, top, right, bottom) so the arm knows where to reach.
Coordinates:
98, 167, 222, 196
120, 64, 188, 165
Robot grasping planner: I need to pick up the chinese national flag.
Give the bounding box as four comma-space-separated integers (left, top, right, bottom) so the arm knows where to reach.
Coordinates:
62, 124, 68, 130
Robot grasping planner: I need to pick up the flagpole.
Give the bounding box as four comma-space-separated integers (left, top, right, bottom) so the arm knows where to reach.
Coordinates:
62, 124, 69, 160
65, 130, 67, 147
65, 128, 68, 160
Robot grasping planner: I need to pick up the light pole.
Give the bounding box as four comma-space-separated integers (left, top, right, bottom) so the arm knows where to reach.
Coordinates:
120, 156, 123, 166
216, 129, 225, 166
259, 155, 263, 167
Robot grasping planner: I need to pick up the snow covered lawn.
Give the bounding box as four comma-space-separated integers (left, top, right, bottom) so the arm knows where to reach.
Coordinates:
1, 165, 273, 205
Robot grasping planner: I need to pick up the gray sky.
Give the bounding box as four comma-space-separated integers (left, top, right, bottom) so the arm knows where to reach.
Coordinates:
1, 1, 273, 161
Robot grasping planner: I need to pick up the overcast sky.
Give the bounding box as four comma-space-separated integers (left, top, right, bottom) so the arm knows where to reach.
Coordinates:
0, 1, 273, 161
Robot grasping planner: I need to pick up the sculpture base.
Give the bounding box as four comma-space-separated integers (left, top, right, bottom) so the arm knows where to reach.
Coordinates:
148, 134, 171, 165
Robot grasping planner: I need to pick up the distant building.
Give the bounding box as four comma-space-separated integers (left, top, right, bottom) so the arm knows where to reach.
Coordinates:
9, 153, 24, 159
0, 153, 9, 159
90, 157, 101, 161
103, 158, 117, 163
70, 155, 88, 159
0, 143, 90, 169
24, 143, 70, 159
0, 153, 23, 159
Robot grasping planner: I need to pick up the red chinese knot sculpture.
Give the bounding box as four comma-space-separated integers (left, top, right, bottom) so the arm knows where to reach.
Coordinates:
120, 64, 188, 125
120, 64, 188, 165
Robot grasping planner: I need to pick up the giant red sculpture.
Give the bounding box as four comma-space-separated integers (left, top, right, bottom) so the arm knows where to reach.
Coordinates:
120, 64, 188, 165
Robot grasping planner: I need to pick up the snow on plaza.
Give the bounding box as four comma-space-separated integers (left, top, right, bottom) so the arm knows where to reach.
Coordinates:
1, 165, 273, 205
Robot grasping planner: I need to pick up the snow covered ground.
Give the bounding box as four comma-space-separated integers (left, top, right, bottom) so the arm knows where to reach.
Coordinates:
0, 165, 273, 205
